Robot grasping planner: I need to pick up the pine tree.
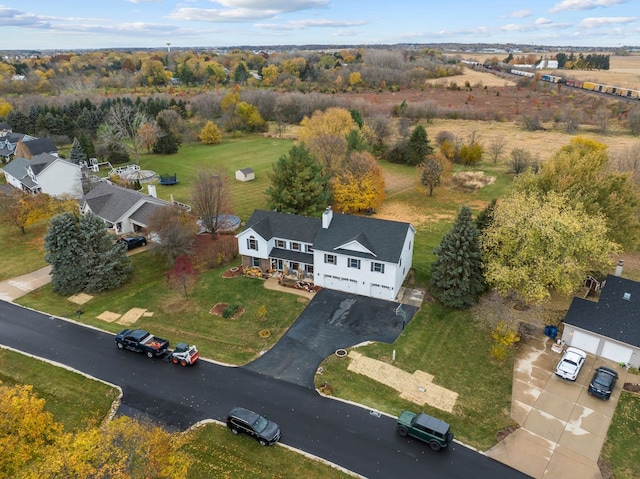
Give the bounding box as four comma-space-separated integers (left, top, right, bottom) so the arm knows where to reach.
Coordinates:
405, 124, 434, 166
69, 137, 87, 165
266, 144, 331, 217
430, 206, 484, 309
44, 212, 132, 296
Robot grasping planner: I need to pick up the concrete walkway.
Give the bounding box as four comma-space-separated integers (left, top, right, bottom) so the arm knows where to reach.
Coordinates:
0, 265, 52, 302
487, 335, 627, 479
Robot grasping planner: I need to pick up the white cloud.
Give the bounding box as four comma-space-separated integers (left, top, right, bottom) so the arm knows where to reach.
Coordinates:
579, 16, 636, 27
168, 7, 279, 22
256, 18, 366, 31
508, 10, 532, 18
216, 0, 329, 11
549, 0, 625, 14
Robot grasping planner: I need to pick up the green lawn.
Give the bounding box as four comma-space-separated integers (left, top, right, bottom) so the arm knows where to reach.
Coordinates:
16, 252, 308, 365
0, 349, 118, 432
601, 391, 640, 479
0, 221, 48, 281
138, 135, 294, 220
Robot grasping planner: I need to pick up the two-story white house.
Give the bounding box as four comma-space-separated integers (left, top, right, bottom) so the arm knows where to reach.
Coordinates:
237, 208, 415, 301
3, 153, 83, 198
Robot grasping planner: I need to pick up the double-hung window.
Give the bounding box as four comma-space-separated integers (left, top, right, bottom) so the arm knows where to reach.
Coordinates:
348, 258, 361, 269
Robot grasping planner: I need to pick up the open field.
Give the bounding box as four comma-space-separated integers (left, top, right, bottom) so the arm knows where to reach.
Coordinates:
460, 53, 640, 89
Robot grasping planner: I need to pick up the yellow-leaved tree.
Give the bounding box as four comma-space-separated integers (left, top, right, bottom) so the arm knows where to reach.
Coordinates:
199, 120, 222, 145
482, 190, 619, 304
331, 151, 385, 213
299, 107, 356, 173
0, 382, 63, 477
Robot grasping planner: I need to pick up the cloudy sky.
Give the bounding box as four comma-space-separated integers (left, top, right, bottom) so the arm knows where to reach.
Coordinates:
1, 0, 638, 50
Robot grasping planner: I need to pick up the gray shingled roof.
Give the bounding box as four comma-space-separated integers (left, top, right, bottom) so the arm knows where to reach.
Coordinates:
28, 153, 58, 175
314, 213, 411, 263
244, 209, 412, 265
82, 181, 169, 223
22, 138, 57, 156
2, 157, 29, 179
129, 201, 165, 224
564, 274, 640, 348
245, 210, 321, 244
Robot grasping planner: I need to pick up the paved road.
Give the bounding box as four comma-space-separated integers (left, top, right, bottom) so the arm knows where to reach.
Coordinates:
0, 301, 530, 479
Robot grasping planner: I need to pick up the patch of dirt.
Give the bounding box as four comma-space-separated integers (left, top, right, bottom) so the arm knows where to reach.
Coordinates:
623, 382, 640, 393
161, 297, 191, 314
496, 424, 520, 442
373, 201, 455, 227
598, 457, 615, 479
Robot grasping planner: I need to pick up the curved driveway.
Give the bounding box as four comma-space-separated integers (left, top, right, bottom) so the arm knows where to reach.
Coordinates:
0, 300, 529, 479
244, 289, 417, 388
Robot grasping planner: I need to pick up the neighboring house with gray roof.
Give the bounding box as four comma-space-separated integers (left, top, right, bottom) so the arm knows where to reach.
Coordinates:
0, 132, 35, 163
237, 208, 415, 300
15, 137, 58, 159
560, 271, 640, 368
80, 180, 171, 234
3, 153, 83, 197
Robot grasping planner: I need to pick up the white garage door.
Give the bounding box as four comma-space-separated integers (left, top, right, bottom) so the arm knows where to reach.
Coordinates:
571, 330, 600, 354
324, 275, 357, 294
370, 283, 392, 300
601, 341, 633, 365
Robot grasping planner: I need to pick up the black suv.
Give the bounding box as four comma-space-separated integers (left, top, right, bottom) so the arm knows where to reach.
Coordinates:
226, 407, 281, 446
116, 235, 147, 250
588, 366, 618, 400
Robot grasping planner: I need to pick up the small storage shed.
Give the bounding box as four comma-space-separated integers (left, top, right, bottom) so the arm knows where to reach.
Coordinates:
235, 167, 255, 182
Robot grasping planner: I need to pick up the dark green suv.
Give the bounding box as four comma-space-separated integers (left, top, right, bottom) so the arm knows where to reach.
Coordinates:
397, 410, 454, 451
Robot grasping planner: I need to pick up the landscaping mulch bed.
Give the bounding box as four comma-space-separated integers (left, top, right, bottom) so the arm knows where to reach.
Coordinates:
222, 265, 244, 278
623, 382, 640, 393
209, 302, 244, 319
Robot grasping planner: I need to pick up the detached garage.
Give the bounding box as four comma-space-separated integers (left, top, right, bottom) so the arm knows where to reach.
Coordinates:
561, 274, 640, 368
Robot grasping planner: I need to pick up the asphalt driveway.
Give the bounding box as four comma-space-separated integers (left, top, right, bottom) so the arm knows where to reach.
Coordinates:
243, 288, 418, 388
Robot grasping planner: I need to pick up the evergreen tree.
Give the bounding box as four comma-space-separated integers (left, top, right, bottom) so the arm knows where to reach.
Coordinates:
77, 132, 96, 159
44, 212, 132, 296
475, 198, 497, 232
153, 117, 181, 154
405, 125, 433, 166
69, 137, 87, 165
430, 206, 484, 309
266, 143, 331, 216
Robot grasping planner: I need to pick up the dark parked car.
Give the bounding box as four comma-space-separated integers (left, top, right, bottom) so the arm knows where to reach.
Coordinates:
588, 366, 618, 400
116, 235, 147, 250
226, 407, 281, 446
396, 410, 454, 451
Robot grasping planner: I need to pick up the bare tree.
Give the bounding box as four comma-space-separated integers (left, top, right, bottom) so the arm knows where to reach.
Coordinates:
594, 106, 610, 134
191, 169, 231, 238
509, 148, 536, 175
146, 206, 197, 265
488, 136, 507, 165
628, 105, 640, 136
99, 103, 151, 164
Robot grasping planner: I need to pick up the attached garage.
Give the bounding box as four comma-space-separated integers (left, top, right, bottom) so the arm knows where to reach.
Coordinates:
370, 283, 393, 300
561, 274, 640, 369
569, 330, 599, 355
324, 275, 357, 294
601, 341, 633, 365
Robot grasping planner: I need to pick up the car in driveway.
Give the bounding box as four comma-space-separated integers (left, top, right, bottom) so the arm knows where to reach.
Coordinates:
226, 407, 281, 446
588, 366, 618, 399
555, 347, 587, 381
396, 410, 454, 451
116, 235, 147, 250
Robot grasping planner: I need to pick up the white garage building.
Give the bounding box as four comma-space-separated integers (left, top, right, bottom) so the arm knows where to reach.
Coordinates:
561, 274, 640, 368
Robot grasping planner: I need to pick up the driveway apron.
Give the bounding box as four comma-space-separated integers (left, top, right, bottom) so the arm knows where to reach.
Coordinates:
243, 289, 418, 388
